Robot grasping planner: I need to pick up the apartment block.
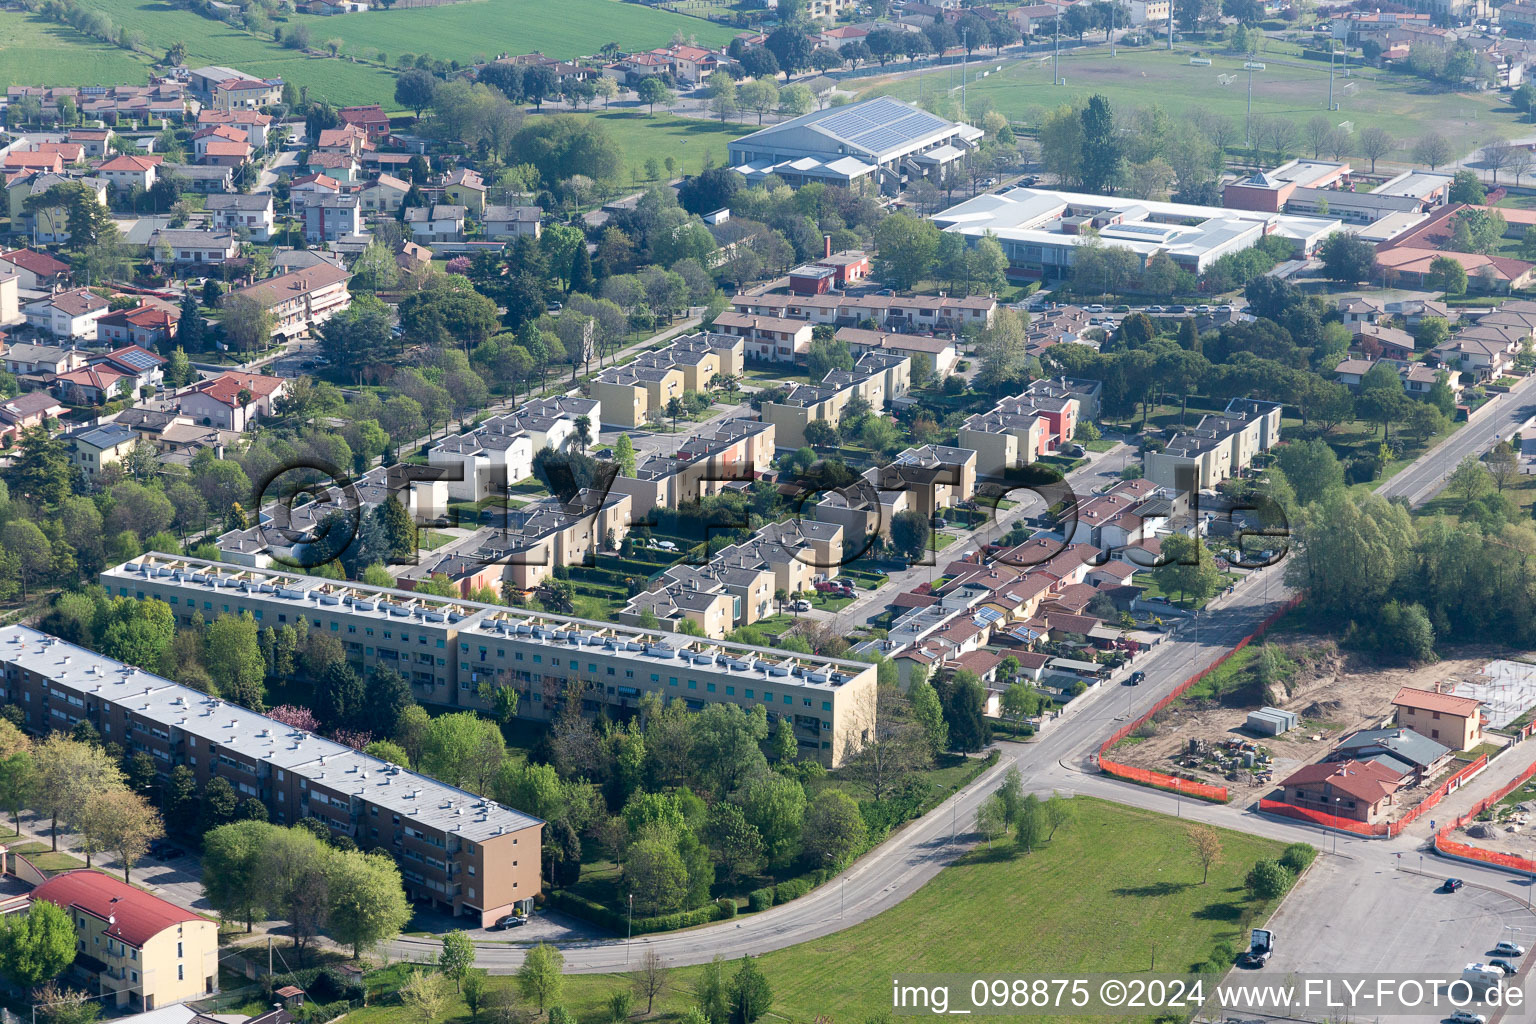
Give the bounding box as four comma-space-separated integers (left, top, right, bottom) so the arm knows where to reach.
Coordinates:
710, 312, 814, 364
957, 377, 1100, 477
0, 622, 542, 927
99, 553, 877, 767
427, 397, 599, 502
760, 351, 910, 449
612, 417, 775, 520
729, 292, 998, 333
1143, 397, 1283, 491
592, 332, 743, 428
817, 444, 977, 543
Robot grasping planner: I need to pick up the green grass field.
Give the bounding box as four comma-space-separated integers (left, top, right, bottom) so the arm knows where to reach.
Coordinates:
861, 45, 1518, 159
340, 799, 1287, 1024
0, 13, 155, 86
591, 111, 751, 183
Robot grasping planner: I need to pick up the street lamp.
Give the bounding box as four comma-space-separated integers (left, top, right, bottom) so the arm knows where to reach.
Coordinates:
626, 893, 634, 964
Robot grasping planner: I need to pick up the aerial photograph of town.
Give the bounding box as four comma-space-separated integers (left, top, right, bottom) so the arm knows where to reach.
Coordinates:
16, 0, 1536, 1019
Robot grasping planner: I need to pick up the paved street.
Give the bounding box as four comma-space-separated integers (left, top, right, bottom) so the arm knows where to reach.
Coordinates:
1378, 373, 1536, 505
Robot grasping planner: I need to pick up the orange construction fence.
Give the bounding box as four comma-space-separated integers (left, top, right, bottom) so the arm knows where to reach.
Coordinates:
1431, 753, 1536, 871
1096, 595, 1303, 804
1257, 797, 1390, 836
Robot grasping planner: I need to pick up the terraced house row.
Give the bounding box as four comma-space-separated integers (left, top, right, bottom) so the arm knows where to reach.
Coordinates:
101, 554, 882, 767
0, 623, 542, 928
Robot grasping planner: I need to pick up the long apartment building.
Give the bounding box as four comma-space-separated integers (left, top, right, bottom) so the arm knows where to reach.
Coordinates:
957, 377, 1102, 477
729, 291, 998, 333
1143, 397, 1283, 491
0, 622, 542, 928
100, 553, 878, 766
592, 332, 743, 427
760, 350, 910, 449
619, 516, 842, 638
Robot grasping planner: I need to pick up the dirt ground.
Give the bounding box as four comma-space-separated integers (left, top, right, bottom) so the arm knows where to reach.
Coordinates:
1115, 641, 1516, 806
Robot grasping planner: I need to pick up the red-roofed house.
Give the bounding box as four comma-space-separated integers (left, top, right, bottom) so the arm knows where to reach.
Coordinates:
0, 390, 66, 440
339, 104, 390, 138
1391, 686, 1484, 751
1276, 759, 1405, 824
55, 362, 131, 404
0, 247, 70, 289
3, 151, 64, 174
97, 153, 160, 190
97, 303, 179, 348
30, 869, 218, 1010
179, 371, 289, 430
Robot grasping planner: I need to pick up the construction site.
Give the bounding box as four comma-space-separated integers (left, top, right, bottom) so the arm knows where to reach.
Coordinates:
1112, 642, 1517, 809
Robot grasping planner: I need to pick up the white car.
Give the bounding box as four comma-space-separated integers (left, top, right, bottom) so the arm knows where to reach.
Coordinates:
792, 599, 812, 612
1086, 304, 1105, 313
1494, 941, 1526, 956
1450, 1012, 1487, 1024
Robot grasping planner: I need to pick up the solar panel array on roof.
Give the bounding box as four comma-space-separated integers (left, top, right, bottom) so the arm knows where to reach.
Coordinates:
814, 98, 953, 154
116, 350, 159, 370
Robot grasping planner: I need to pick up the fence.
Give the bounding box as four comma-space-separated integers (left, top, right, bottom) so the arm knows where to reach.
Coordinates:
1254, 754, 1490, 838
1430, 752, 1536, 874
1095, 594, 1302, 803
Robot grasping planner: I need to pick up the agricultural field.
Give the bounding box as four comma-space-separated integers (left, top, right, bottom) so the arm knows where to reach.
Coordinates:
0, 13, 155, 86
860, 45, 1520, 160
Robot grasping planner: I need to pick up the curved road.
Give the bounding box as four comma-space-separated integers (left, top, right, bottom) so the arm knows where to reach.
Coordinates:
389, 379, 1536, 973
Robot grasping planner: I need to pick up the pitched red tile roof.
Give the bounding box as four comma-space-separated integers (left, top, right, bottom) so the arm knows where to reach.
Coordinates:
1280, 759, 1405, 804
189, 371, 286, 407
0, 248, 69, 277
1392, 686, 1483, 717
98, 154, 161, 172
31, 870, 204, 949
57, 364, 129, 392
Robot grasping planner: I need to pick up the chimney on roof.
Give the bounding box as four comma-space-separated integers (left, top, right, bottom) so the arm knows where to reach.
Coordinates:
824, 234, 833, 259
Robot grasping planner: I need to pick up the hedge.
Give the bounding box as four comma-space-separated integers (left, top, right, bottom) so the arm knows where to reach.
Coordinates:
748, 888, 773, 913
543, 889, 734, 935
773, 877, 812, 905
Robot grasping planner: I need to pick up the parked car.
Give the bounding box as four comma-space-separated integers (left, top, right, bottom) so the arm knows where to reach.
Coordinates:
493, 914, 527, 930
546, 301, 563, 313
1490, 959, 1518, 976
1168, 304, 1188, 313
1086, 304, 1105, 313
1112, 304, 1130, 313
792, 599, 812, 612
1196, 304, 1211, 313
1217, 304, 1234, 312
1146, 305, 1164, 313
1494, 941, 1526, 956
1443, 877, 1464, 892
1449, 1013, 1487, 1024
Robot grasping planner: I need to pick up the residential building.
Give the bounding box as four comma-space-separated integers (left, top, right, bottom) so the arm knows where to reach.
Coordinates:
405, 204, 467, 243
0, 271, 17, 328
231, 263, 351, 340
957, 377, 1100, 475
1376, 202, 1536, 291
710, 311, 814, 363
3, 342, 86, 378
426, 396, 599, 501
0, 247, 70, 290
2, 619, 543, 926
71, 421, 138, 479
1276, 760, 1405, 824
96, 154, 160, 191
316, 125, 369, 159
443, 169, 486, 213
8, 171, 107, 244
29, 870, 218, 1011
816, 444, 977, 543
712, 518, 848, 611
55, 364, 132, 405
835, 326, 957, 376
1326, 727, 1454, 786
193, 126, 251, 166
0, 390, 66, 441
205, 193, 275, 241
1126, 0, 1170, 23
1391, 686, 1484, 751
307, 152, 359, 183
728, 96, 983, 193
621, 560, 774, 638
1143, 397, 1283, 491
591, 331, 744, 428
931, 187, 1341, 280
483, 205, 542, 240
300, 193, 362, 245
760, 350, 910, 448
195, 109, 273, 148
728, 291, 998, 331
23, 288, 108, 340
178, 371, 288, 431
359, 174, 411, 216
150, 228, 240, 266
338, 104, 390, 139
161, 163, 233, 194
612, 417, 776, 519
97, 304, 179, 349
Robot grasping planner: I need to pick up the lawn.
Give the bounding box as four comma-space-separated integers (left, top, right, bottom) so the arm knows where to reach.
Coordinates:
11, 841, 88, 875
859, 45, 1520, 157
342, 800, 1287, 1024
0, 13, 152, 87
586, 111, 754, 184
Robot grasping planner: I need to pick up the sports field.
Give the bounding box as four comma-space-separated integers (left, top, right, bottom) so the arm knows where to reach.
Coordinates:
862, 45, 1519, 160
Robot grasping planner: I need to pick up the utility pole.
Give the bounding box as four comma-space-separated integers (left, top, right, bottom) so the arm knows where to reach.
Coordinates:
1167, 0, 1173, 50
1054, 24, 1060, 84
1328, 46, 1334, 110
961, 27, 968, 119
1111, 3, 1116, 57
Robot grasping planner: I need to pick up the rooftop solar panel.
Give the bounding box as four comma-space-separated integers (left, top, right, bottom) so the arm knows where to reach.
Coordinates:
119, 351, 157, 369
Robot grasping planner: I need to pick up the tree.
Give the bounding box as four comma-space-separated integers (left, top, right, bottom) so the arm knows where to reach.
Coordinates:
1080, 95, 1121, 194
705, 802, 763, 884
260, 825, 332, 958
219, 292, 273, 355
0, 899, 74, 988
739, 77, 779, 125
890, 508, 931, 562
1189, 825, 1222, 883
1356, 125, 1395, 173
741, 772, 806, 866
419, 711, 506, 792
31, 735, 124, 851
728, 957, 773, 1024
0, 747, 35, 830
624, 833, 688, 914
806, 337, 854, 379
1275, 438, 1344, 505
608, 990, 634, 1024
633, 949, 668, 1014
327, 849, 411, 959
1014, 793, 1047, 853
1413, 132, 1452, 170
1000, 683, 1041, 737
637, 78, 673, 116
1449, 169, 1486, 204
1153, 534, 1223, 607
202, 820, 271, 931
1245, 859, 1293, 900
439, 929, 477, 990
517, 943, 565, 1013
401, 969, 450, 1024
205, 613, 266, 709
1319, 232, 1375, 283
706, 71, 738, 123
1447, 454, 1493, 508
872, 213, 940, 290
802, 789, 865, 866
1426, 255, 1468, 296
79, 787, 162, 883
1488, 442, 1519, 492
939, 671, 990, 752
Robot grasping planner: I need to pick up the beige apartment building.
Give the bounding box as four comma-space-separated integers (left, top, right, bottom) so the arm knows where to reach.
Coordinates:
612, 418, 775, 519
761, 351, 910, 449
1144, 397, 1283, 491
591, 332, 744, 428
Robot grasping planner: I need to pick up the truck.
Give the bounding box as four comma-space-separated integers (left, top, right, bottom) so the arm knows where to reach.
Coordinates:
1463, 964, 1504, 993
1243, 929, 1274, 966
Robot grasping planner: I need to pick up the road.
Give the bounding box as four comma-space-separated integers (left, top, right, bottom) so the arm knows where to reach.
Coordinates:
1377, 373, 1536, 505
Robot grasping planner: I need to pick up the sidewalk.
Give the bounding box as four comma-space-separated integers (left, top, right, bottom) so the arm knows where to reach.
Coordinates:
1398, 737, 1536, 838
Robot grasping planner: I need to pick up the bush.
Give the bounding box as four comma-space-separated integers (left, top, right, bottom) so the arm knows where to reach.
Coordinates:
1279, 843, 1317, 874
748, 888, 773, 913
716, 897, 739, 918
773, 877, 812, 905
1244, 859, 1294, 901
